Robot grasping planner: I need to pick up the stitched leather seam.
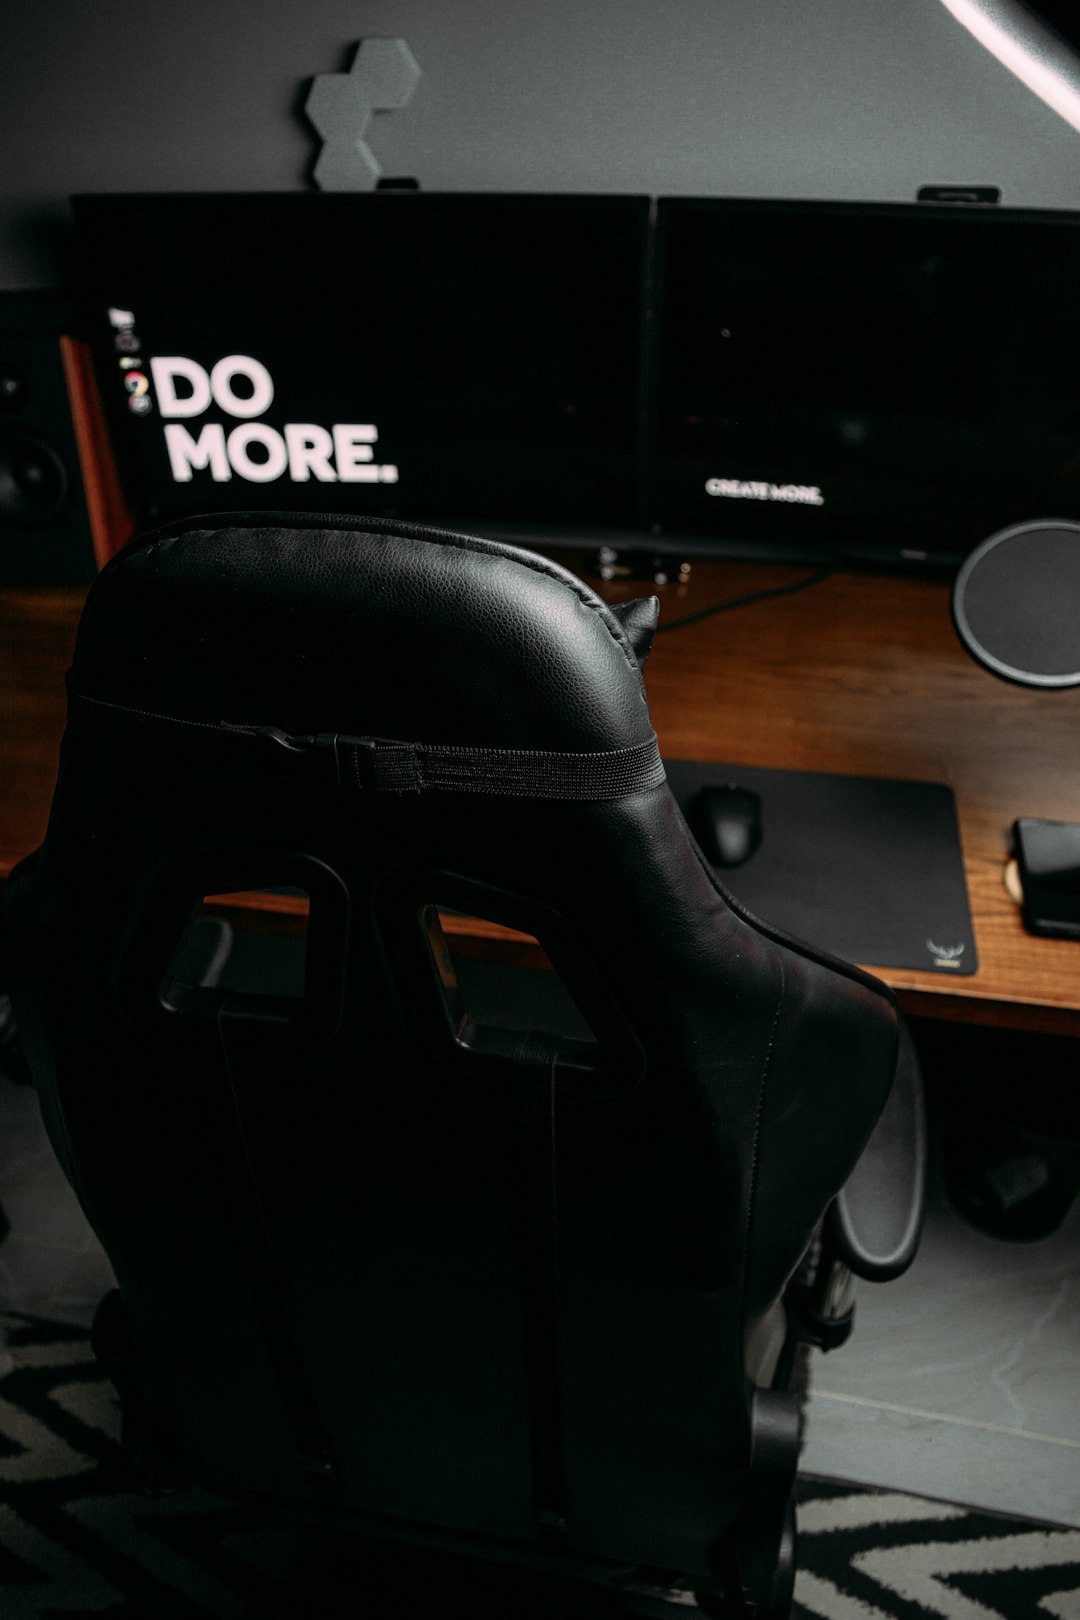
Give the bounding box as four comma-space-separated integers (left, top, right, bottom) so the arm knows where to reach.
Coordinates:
682, 813, 896, 1009
410, 525, 645, 680
740, 960, 786, 1319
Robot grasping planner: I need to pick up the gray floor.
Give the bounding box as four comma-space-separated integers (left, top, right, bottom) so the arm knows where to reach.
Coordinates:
3, 1064, 1079, 1528
802, 1194, 1080, 1529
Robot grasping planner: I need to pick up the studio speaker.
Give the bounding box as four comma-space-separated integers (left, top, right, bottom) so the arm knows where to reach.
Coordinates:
952, 518, 1080, 686
0, 289, 132, 585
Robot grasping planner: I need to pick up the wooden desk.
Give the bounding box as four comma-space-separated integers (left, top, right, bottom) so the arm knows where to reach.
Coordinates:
3, 557, 1079, 1034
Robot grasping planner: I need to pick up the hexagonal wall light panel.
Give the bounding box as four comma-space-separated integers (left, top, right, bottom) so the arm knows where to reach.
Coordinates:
306, 38, 421, 190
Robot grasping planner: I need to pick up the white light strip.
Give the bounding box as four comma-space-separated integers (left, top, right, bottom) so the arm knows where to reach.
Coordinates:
939, 0, 1080, 135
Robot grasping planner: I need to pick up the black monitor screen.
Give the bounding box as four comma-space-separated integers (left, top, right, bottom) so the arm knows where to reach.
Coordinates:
654, 199, 1080, 565
72, 193, 650, 532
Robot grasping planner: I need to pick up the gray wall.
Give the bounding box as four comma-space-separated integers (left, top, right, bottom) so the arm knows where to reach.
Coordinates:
3, 0, 1080, 289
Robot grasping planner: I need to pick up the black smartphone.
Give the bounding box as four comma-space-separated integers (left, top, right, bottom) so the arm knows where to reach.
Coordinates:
1013, 817, 1080, 939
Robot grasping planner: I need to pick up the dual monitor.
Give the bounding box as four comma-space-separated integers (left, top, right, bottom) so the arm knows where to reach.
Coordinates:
73, 192, 1080, 569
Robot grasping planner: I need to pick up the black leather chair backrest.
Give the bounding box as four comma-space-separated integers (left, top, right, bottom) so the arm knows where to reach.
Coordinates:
5, 513, 897, 1585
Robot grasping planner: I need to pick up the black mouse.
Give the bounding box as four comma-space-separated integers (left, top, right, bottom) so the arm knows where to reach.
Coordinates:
692, 783, 763, 868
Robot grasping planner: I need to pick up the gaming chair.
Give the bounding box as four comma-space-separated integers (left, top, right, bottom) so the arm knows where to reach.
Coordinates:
3, 514, 916, 1615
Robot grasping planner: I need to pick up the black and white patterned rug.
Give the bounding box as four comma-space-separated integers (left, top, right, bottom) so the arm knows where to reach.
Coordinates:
1, 1313, 1077, 1619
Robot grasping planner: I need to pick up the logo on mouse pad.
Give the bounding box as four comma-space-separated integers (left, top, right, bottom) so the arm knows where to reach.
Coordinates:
926, 940, 965, 969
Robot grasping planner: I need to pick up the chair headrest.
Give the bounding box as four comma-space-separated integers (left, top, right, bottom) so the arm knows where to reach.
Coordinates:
71, 514, 659, 755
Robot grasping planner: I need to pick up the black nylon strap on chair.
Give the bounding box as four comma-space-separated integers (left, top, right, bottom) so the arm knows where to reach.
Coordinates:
71, 693, 666, 801
512, 1031, 568, 1546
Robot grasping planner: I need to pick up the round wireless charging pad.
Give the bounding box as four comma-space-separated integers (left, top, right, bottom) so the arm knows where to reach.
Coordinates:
953, 519, 1080, 687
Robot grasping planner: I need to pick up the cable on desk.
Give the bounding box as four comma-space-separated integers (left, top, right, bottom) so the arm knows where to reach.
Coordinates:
654, 564, 835, 635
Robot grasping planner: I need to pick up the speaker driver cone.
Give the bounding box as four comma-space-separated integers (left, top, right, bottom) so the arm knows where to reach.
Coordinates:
0, 428, 69, 528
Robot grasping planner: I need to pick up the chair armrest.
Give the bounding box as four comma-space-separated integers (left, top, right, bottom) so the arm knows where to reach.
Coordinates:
825, 1015, 926, 1282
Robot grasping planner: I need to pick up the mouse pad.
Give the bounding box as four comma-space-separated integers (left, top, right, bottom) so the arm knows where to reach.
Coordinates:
664, 759, 978, 976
